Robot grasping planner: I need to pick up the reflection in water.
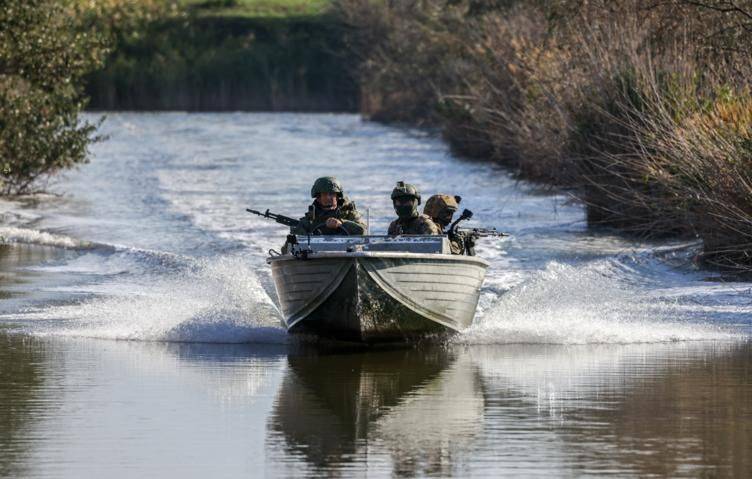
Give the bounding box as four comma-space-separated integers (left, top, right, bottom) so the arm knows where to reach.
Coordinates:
0, 244, 65, 299
582, 342, 752, 477
0, 336, 750, 477
470, 343, 752, 477
0, 244, 76, 317
0, 338, 289, 478
0, 334, 55, 478
268, 348, 484, 476
268, 343, 751, 477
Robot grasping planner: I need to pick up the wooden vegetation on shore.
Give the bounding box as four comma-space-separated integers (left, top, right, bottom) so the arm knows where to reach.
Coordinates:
335, 0, 752, 271
0, 0, 109, 195
3, 0, 750, 272
0, 0, 169, 195
85, 0, 357, 111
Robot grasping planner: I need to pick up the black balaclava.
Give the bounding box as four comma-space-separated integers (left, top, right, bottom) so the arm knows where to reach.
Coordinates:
395, 198, 418, 220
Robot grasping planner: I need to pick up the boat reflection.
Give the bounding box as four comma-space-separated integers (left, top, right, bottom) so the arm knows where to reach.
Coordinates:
268, 347, 484, 476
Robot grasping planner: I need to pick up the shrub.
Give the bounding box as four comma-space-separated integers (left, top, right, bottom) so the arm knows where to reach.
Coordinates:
0, 0, 113, 195
336, 0, 752, 269
85, 2, 357, 111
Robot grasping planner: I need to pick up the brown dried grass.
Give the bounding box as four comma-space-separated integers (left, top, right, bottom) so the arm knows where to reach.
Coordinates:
335, 0, 752, 270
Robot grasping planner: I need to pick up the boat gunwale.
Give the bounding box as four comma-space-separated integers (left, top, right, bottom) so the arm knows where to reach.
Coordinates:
267, 251, 490, 268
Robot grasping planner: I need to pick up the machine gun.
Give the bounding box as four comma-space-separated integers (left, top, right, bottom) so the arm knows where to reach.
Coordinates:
448, 208, 474, 236
246, 208, 299, 228
248, 208, 311, 258
447, 209, 507, 256
457, 227, 507, 238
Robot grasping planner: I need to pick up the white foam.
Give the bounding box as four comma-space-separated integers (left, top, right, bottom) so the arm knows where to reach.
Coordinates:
0, 225, 200, 276
0, 226, 89, 249
461, 260, 746, 344
8, 255, 286, 344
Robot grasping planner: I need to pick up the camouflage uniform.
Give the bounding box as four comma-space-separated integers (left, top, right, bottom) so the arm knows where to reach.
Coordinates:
424, 194, 464, 254
293, 198, 366, 235
387, 181, 441, 235
387, 214, 441, 235
291, 176, 366, 236
448, 230, 472, 255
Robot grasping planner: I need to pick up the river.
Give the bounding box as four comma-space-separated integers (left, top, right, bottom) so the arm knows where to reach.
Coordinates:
0, 113, 750, 477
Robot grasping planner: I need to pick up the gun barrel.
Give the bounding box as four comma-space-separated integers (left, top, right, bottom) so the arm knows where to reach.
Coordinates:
472, 228, 507, 237
246, 207, 299, 228
457, 227, 508, 237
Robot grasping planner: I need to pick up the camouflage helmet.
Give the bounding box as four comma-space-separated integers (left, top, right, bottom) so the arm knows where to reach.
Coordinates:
390, 181, 421, 205
310, 176, 343, 198
423, 194, 461, 219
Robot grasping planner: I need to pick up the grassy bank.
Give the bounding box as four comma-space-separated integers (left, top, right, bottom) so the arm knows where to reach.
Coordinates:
335, 0, 752, 272
85, 0, 357, 111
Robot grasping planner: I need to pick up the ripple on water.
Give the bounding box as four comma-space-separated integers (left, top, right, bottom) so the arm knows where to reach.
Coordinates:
1, 112, 750, 345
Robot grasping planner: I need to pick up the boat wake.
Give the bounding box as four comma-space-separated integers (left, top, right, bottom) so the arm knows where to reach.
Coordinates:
1, 226, 286, 344
0, 225, 92, 250
0, 225, 194, 271
461, 259, 748, 344
2, 223, 748, 345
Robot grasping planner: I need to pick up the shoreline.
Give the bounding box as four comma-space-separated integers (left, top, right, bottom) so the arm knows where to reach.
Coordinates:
72, 2, 752, 274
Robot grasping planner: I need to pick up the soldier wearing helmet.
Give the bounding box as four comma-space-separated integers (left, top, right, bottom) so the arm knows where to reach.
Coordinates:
292, 176, 366, 235
387, 181, 441, 235
424, 194, 466, 254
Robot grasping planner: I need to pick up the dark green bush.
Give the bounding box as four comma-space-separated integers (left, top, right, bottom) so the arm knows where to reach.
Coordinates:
0, 0, 110, 195
85, 10, 358, 111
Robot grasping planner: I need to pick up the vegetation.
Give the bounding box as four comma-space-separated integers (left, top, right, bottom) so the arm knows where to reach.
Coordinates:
335, 0, 752, 271
0, 0, 109, 195
176, 0, 332, 18
85, 0, 356, 111
4, 0, 751, 271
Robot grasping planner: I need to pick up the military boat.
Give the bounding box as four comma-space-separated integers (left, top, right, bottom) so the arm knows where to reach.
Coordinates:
267, 235, 489, 342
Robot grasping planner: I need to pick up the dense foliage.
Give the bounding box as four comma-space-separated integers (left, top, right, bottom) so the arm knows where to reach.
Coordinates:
0, 0, 110, 195
85, 1, 357, 111
336, 0, 752, 270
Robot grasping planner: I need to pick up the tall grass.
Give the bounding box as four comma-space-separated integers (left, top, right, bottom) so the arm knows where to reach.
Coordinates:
336, 0, 752, 271
86, 0, 357, 111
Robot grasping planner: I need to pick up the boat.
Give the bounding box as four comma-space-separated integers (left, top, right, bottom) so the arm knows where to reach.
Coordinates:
267, 235, 489, 342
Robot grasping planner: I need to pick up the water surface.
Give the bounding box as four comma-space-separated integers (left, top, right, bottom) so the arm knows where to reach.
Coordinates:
0, 113, 750, 477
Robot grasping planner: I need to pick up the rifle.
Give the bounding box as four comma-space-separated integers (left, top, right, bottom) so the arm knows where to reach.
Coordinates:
457, 227, 507, 238
447, 209, 507, 256
246, 208, 299, 228
448, 208, 474, 236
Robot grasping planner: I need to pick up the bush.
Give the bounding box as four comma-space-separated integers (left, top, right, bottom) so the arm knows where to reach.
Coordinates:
337, 0, 752, 270
0, 0, 115, 195
85, 2, 357, 111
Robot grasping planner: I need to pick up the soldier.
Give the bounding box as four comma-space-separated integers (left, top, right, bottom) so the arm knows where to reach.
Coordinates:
292, 176, 366, 235
387, 181, 442, 235
423, 194, 468, 254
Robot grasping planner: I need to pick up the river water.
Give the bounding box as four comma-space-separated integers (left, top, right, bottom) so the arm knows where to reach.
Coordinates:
0, 113, 750, 478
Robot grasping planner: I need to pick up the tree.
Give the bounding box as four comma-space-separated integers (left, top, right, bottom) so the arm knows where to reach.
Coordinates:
0, 0, 109, 195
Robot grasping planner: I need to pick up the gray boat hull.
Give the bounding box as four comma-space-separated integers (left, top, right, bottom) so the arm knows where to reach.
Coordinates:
269, 252, 488, 342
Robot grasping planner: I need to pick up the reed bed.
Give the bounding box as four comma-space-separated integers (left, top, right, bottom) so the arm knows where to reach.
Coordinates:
335, 0, 752, 271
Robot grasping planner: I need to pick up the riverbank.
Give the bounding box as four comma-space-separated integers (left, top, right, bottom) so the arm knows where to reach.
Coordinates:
82, 1, 752, 272
335, 1, 752, 272
85, 0, 357, 111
